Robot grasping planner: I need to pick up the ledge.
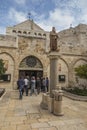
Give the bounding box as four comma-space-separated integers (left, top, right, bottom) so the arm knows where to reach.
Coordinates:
63, 90, 87, 102
0, 88, 5, 97
0, 81, 10, 83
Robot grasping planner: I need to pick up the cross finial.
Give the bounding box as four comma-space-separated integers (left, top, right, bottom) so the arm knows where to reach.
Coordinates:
28, 12, 31, 20
70, 24, 72, 28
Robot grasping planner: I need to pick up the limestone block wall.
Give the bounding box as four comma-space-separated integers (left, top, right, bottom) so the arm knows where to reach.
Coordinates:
17, 35, 49, 73
18, 36, 47, 54
0, 35, 17, 48
58, 24, 87, 55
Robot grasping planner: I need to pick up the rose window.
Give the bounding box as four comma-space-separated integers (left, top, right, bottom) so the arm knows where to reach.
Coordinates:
26, 56, 37, 67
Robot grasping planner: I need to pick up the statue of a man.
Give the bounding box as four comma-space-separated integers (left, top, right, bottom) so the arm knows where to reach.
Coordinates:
50, 27, 58, 51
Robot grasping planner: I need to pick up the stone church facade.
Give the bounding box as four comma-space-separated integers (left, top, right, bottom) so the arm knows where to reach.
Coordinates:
0, 20, 87, 90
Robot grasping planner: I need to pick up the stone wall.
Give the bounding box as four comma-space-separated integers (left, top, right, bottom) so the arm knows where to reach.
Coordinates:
58, 24, 87, 55
0, 20, 87, 90
0, 35, 17, 48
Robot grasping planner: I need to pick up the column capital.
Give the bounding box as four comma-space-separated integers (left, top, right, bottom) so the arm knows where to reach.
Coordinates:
47, 52, 60, 59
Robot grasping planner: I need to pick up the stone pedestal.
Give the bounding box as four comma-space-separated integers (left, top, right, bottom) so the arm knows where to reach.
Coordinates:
48, 96, 54, 113
53, 90, 64, 116
40, 93, 49, 110
54, 100, 63, 116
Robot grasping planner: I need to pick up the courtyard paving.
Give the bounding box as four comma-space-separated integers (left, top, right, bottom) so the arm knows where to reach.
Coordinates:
0, 90, 87, 130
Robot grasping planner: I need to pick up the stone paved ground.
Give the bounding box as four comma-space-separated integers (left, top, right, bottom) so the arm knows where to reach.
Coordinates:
0, 90, 87, 130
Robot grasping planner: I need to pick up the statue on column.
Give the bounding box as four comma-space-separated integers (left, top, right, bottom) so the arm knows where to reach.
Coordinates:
50, 27, 58, 51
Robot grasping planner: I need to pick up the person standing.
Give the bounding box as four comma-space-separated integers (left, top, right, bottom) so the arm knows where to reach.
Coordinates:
24, 76, 29, 96
42, 77, 46, 92
30, 76, 37, 96
41, 77, 43, 92
36, 77, 41, 94
46, 77, 49, 92
17, 76, 25, 99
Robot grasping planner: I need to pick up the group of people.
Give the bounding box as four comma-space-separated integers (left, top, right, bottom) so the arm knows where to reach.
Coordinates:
17, 75, 49, 99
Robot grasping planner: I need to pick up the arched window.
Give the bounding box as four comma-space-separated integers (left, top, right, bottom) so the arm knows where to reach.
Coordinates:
38, 33, 42, 36
18, 31, 21, 33
43, 33, 46, 36
34, 32, 37, 35
12, 30, 16, 33
19, 56, 43, 69
28, 32, 31, 34
23, 31, 27, 34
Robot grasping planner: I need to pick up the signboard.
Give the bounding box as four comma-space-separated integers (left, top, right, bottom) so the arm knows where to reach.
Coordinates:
0, 74, 11, 82
59, 75, 65, 82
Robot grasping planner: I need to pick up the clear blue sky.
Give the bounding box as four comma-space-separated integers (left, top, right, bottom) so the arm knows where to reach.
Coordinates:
0, 0, 87, 34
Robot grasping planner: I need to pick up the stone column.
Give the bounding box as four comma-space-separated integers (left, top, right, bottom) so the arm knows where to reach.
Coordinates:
47, 52, 59, 113
48, 52, 59, 97
41, 52, 59, 111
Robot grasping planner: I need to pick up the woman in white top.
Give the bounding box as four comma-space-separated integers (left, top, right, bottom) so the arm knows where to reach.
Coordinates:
24, 76, 29, 96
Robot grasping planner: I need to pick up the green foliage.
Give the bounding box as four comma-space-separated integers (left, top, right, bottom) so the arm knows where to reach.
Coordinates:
66, 87, 87, 96
75, 64, 87, 79
0, 59, 6, 76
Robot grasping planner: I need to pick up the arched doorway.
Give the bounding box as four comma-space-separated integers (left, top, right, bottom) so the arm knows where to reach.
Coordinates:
19, 56, 43, 78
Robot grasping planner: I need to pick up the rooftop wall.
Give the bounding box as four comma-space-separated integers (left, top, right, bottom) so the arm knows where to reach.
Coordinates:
0, 35, 17, 48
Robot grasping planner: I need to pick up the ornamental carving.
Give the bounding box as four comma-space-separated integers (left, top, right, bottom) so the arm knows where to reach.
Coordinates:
26, 56, 37, 67
18, 37, 28, 50
19, 56, 43, 68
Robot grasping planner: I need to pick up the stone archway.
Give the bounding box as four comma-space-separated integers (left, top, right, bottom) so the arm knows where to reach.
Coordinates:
19, 55, 43, 78
0, 52, 15, 89
58, 58, 69, 88
73, 59, 87, 87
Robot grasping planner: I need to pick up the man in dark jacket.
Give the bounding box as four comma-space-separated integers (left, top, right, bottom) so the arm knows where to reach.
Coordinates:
36, 77, 41, 94
17, 76, 25, 99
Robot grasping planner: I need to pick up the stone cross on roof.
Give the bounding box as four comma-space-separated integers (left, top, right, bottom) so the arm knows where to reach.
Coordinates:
28, 12, 31, 20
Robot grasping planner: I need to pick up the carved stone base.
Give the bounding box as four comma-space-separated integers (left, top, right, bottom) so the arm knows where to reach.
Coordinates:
53, 100, 64, 116
40, 90, 64, 116
48, 96, 54, 113
40, 93, 49, 110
